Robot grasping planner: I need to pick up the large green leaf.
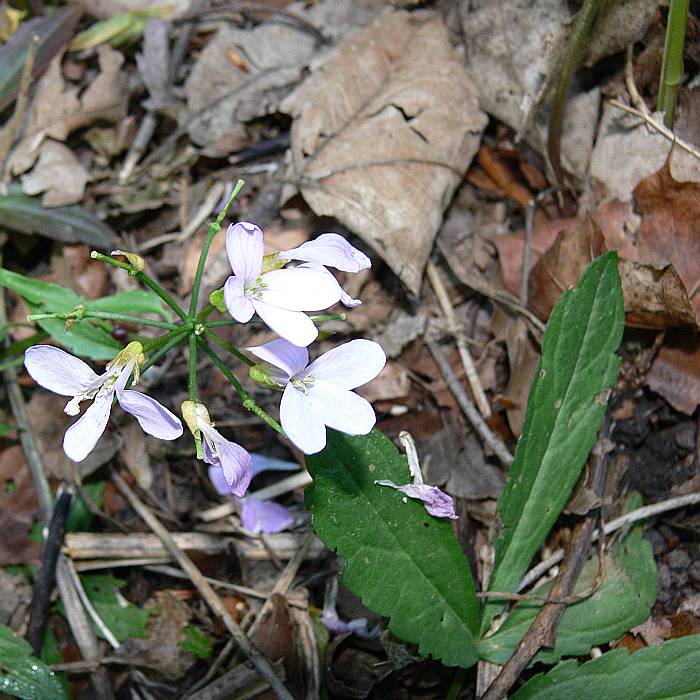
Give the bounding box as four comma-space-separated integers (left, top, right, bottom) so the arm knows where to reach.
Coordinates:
483, 253, 624, 631
511, 634, 700, 700
0, 184, 115, 247
0, 624, 67, 700
479, 526, 656, 665
305, 430, 479, 668
0, 268, 170, 359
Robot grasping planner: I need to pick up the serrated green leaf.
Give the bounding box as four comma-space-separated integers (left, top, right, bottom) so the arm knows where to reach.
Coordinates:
305, 430, 479, 668
0, 184, 115, 247
80, 574, 149, 642
0, 624, 67, 700
483, 252, 624, 632
479, 526, 656, 665
511, 634, 700, 700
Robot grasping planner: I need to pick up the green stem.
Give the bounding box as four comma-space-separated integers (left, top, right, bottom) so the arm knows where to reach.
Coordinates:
188, 335, 203, 458
195, 304, 217, 323
204, 329, 254, 367
188, 179, 245, 320
141, 330, 188, 374
91, 251, 188, 322
141, 326, 189, 354
28, 310, 177, 330
546, 0, 602, 188
196, 337, 283, 434
658, 0, 689, 127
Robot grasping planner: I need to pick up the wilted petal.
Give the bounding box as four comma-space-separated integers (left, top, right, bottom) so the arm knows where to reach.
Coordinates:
308, 381, 376, 436
208, 465, 230, 495
25, 345, 100, 396
248, 338, 308, 379
217, 438, 253, 497
280, 384, 326, 454
281, 233, 371, 273
240, 498, 293, 533
224, 275, 255, 323
376, 480, 458, 520
308, 339, 386, 390
251, 453, 299, 476
260, 267, 341, 311
63, 392, 112, 462
252, 301, 318, 347
117, 389, 183, 440
225, 222, 263, 280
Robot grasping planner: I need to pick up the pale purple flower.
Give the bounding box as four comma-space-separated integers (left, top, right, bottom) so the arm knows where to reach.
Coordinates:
240, 498, 294, 534
223, 222, 343, 347
321, 577, 377, 638
376, 431, 457, 520
24, 344, 182, 463
279, 233, 371, 273
182, 401, 252, 497
249, 338, 386, 454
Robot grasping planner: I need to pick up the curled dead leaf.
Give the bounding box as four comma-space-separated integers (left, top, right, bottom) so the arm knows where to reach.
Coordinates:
282, 10, 487, 295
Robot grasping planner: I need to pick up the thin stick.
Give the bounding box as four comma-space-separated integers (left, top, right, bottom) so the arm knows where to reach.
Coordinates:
426, 335, 513, 467
426, 261, 491, 418
518, 491, 700, 592
111, 472, 294, 700
609, 99, 700, 161
63, 556, 120, 650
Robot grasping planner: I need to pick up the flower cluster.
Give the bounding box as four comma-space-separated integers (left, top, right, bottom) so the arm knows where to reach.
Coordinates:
22, 222, 452, 522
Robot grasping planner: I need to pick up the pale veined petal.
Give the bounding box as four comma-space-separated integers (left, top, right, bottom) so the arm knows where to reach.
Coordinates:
63, 392, 113, 462
224, 275, 255, 322
24, 345, 101, 396
225, 222, 263, 280
247, 338, 308, 379
259, 267, 341, 311
217, 438, 253, 497
116, 389, 183, 440
307, 339, 386, 390
208, 465, 230, 495
307, 381, 376, 436
280, 383, 326, 454
252, 301, 318, 347
280, 233, 371, 272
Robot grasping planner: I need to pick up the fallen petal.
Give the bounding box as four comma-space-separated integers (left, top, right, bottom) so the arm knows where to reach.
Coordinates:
240, 498, 294, 533
376, 480, 458, 519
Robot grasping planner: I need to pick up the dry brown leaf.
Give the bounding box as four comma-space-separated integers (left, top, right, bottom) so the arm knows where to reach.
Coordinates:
20, 140, 89, 206
282, 10, 487, 295
11, 46, 128, 174
647, 333, 700, 415
184, 22, 316, 152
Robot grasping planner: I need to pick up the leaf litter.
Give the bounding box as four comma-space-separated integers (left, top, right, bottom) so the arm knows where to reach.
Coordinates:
3, 0, 700, 696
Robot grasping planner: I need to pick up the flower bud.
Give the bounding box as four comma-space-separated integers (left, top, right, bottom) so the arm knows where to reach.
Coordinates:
111, 249, 145, 272
208, 288, 227, 313
249, 362, 285, 391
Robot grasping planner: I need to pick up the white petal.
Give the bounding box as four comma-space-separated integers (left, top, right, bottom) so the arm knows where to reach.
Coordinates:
308, 381, 376, 436
280, 384, 326, 454
247, 338, 308, 378
225, 222, 263, 280
340, 288, 362, 307
117, 390, 183, 440
24, 345, 100, 396
224, 275, 255, 322
253, 301, 318, 347
63, 393, 112, 462
259, 267, 341, 311
307, 340, 386, 390
280, 233, 371, 272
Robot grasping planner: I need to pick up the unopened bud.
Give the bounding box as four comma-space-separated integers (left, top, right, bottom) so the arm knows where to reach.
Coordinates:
249, 362, 285, 391
208, 288, 227, 313
181, 400, 211, 436
111, 249, 145, 272
261, 253, 287, 274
